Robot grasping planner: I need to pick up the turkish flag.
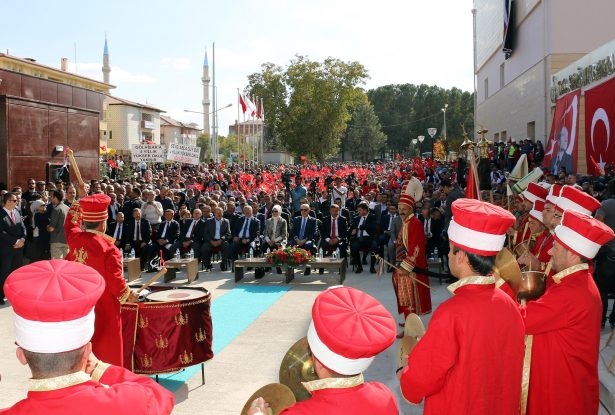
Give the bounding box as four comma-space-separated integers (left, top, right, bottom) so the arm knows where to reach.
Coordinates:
585, 77, 615, 175
544, 89, 580, 175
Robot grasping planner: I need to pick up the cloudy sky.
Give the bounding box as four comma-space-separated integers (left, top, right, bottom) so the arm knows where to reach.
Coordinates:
1, 0, 474, 134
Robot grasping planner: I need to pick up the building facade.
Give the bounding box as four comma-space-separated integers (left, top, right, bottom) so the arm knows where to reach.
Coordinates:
0, 54, 112, 188
160, 115, 199, 146
474, 0, 615, 144
105, 95, 163, 152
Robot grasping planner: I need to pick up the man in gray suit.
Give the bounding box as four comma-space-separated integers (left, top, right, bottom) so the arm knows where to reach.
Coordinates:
201, 207, 231, 271
385, 204, 402, 272
47, 190, 69, 259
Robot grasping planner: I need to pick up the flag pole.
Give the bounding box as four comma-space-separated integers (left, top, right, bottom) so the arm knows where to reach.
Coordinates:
237, 88, 240, 166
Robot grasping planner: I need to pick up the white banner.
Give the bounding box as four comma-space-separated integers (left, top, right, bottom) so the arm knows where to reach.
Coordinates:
167, 143, 201, 165
131, 144, 166, 163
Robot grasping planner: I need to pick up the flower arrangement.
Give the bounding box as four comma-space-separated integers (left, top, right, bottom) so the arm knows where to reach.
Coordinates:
266, 247, 314, 267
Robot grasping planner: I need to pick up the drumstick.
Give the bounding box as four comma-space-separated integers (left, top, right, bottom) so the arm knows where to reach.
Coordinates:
65, 147, 84, 186
136, 268, 167, 294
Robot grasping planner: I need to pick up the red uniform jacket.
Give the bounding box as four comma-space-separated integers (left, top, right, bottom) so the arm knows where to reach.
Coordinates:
281, 378, 398, 415
401, 277, 525, 414
2, 364, 173, 414
521, 264, 601, 415
65, 204, 129, 366
393, 214, 432, 315
515, 213, 531, 245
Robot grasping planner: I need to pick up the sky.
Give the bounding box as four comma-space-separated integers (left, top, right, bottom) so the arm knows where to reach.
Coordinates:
1, 0, 474, 135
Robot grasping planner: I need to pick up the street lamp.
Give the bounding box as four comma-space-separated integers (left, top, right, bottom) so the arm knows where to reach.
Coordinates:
427, 128, 437, 157
418, 135, 425, 155
412, 138, 418, 156
441, 103, 448, 141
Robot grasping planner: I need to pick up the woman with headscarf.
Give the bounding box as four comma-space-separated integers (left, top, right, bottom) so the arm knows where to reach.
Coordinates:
263, 204, 288, 274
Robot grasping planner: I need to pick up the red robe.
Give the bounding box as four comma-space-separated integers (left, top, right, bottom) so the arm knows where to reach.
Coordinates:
2, 364, 174, 414
392, 214, 431, 317
65, 204, 129, 366
496, 277, 516, 301
281, 377, 398, 415
521, 264, 601, 415
400, 277, 525, 414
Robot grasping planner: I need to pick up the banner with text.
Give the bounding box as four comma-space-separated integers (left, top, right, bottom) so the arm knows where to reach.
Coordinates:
584, 76, 615, 175
131, 144, 166, 163
167, 143, 201, 165
543, 89, 580, 175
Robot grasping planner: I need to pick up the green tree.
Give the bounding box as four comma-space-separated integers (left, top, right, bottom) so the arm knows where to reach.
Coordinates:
367, 84, 474, 156
247, 55, 368, 161
196, 133, 210, 163
345, 101, 387, 161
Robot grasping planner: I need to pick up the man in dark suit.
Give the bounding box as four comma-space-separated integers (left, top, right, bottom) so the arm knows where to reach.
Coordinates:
107, 193, 121, 227
122, 188, 144, 217
229, 205, 260, 262
107, 212, 127, 253
0, 192, 27, 304
149, 209, 180, 262
289, 204, 318, 253
440, 179, 464, 231
334, 197, 351, 228
377, 202, 391, 260
320, 204, 348, 258
201, 207, 231, 271
350, 202, 378, 274
224, 202, 241, 231
172, 208, 202, 258
124, 208, 152, 270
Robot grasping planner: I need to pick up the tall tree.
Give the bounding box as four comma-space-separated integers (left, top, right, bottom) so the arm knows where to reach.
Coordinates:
345, 101, 387, 161
368, 84, 474, 156
247, 55, 368, 161
196, 133, 210, 163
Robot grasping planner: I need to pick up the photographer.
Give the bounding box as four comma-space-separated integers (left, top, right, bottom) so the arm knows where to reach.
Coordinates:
330, 176, 348, 207
289, 175, 307, 213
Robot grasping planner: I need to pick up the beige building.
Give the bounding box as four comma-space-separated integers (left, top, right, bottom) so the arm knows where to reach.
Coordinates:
160, 115, 200, 146
474, 0, 615, 143
105, 95, 164, 152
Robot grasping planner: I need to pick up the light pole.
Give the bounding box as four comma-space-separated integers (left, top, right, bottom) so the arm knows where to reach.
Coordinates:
412, 138, 418, 156
418, 135, 425, 156
441, 103, 448, 158
184, 103, 232, 161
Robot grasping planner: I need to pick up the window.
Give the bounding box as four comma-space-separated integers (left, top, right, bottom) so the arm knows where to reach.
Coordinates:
527, 121, 535, 140
109, 130, 113, 140
500, 63, 505, 89
494, 132, 500, 142
484, 78, 489, 100
501, 130, 507, 142
141, 113, 152, 122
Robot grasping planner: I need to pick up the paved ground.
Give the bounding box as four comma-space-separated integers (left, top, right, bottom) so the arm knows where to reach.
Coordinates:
0, 263, 612, 414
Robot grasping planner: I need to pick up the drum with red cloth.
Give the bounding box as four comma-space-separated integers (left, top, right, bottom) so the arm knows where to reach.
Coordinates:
121, 286, 213, 374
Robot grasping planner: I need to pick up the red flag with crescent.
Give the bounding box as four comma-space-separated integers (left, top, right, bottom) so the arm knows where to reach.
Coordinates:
544, 89, 580, 175
585, 78, 615, 175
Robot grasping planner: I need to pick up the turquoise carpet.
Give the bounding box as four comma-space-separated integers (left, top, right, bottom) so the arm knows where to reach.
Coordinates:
155, 285, 289, 391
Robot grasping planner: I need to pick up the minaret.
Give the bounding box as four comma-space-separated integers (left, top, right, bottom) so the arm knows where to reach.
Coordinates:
202, 50, 211, 136
102, 36, 111, 84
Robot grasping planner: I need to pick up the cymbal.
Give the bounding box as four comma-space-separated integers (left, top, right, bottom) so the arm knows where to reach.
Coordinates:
403, 313, 426, 338
493, 248, 522, 294
399, 314, 424, 369
241, 383, 296, 415
398, 335, 419, 369
279, 337, 318, 402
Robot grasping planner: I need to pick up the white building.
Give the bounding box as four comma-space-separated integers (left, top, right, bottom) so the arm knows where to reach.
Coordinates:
160, 115, 200, 146
105, 95, 164, 152
474, 0, 615, 143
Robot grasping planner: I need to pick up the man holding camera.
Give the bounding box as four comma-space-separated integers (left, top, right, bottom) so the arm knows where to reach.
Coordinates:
330, 176, 348, 208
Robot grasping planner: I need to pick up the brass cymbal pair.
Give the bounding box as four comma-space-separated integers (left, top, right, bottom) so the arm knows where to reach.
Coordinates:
398, 314, 426, 369
241, 337, 317, 414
